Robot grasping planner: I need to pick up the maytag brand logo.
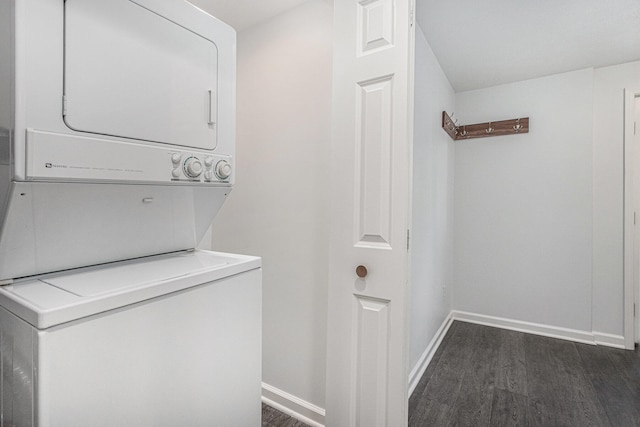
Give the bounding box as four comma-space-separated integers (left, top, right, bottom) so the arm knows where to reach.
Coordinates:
45, 163, 67, 169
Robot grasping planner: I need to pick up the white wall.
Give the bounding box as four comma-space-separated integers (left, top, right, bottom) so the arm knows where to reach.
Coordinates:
409, 25, 454, 374
592, 60, 640, 336
0, 0, 10, 149
453, 69, 595, 333
210, 0, 332, 410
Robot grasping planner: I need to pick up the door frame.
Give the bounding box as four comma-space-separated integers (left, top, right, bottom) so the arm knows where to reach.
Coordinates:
623, 88, 640, 349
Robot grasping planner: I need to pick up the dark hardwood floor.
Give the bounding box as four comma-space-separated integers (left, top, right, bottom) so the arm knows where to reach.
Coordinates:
262, 403, 311, 427
263, 321, 639, 426
409, 321, 640, 426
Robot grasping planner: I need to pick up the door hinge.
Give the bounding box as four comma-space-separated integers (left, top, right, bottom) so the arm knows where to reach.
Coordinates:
407, 229, 410, 251
62, 95, 68, 116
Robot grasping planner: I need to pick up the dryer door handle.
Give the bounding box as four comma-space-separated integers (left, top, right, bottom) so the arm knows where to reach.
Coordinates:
208, 90, 216, 125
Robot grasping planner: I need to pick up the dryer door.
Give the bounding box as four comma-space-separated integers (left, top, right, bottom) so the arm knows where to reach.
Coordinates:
63, 0, 218, 150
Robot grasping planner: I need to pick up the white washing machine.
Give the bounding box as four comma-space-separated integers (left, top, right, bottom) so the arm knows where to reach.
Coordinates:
0, 250, 261, 426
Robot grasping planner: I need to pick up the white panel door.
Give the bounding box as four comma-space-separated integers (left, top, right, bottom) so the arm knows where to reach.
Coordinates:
64, 0, 218, 150
326, 0, 415, 426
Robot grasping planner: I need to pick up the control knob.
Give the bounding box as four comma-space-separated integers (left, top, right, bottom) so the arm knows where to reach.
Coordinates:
215, 160, 232, 180
171, 153, 182, 164
183, 157, 203, 178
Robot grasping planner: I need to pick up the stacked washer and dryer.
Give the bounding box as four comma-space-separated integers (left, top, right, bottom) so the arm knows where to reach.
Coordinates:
0, 0, 261, 426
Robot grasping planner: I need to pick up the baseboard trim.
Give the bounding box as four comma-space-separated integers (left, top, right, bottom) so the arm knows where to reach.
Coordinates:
593, 331, 626, 349
262, 382, 325, 427
452, 310, 594, 344
452, 311, 627, 349
408, 313, 454, 396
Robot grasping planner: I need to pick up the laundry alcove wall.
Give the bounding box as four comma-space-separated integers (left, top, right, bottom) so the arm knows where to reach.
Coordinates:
208, 1, 332, 420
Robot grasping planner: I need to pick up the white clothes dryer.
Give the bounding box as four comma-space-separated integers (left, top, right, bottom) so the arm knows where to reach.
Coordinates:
0, 0, 237, 280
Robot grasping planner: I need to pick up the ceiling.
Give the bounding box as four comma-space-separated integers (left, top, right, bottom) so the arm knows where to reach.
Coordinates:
187, 0, 310, 31
416, 0, 640, 91
188, 0, 640, 93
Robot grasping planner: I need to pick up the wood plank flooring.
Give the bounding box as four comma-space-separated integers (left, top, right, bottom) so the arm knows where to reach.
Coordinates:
409, 321, 640, 426
262, 403, 310, 427
263, 321, 639, 426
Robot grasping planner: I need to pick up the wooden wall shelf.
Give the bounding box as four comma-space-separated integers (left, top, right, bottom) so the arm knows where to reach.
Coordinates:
442, 111, 529, 141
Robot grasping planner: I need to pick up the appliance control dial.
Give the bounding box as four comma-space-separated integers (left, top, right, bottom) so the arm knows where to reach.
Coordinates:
171, 153, 182, 164
204, 156, 214, 168
183, 157, 203, 178
215, 160, 232, 180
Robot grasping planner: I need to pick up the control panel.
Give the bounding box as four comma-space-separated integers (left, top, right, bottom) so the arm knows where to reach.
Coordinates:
25, 130, 233, 185
170, 152, 232, 183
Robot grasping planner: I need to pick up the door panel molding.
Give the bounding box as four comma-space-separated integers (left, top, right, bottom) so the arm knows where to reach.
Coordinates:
352, 295, 391, 426
357, 0, 395, 56
355, 75, 394, 249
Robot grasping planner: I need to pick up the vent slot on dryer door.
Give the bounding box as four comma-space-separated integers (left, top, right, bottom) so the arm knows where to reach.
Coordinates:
63, 0, 218, 150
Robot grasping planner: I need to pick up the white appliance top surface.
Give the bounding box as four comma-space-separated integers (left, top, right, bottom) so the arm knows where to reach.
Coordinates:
0, 250, 260, 329
42, 251, 229, 297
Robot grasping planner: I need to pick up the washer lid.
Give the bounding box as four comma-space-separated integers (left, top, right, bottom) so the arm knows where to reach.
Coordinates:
40, 252, 228, 297
0, 250, 261, 329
